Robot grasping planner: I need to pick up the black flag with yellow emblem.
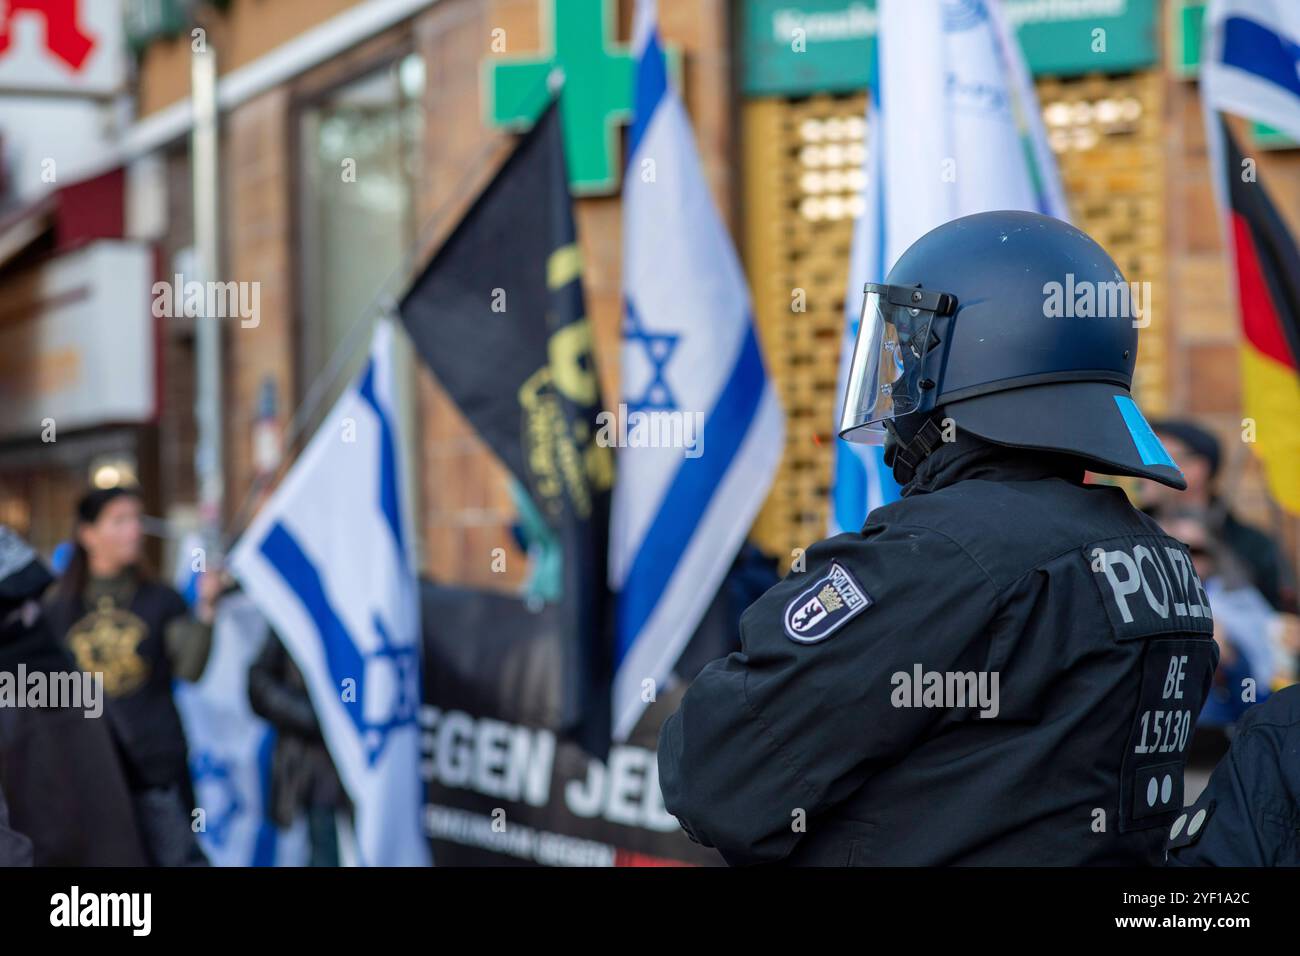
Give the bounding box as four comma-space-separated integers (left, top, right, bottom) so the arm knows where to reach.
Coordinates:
399, 100, 613, 756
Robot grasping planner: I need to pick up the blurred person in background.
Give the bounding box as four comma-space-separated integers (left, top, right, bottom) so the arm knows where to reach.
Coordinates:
1144, 419, 1296, 612
248, 629, 350, 866
1158, 509, 1299, 767
0, 526, 147, 865
44, 487, 217, 865
233, 474, 351, 867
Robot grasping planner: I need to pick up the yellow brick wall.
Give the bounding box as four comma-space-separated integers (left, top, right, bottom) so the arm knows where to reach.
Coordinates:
743, 94, 864, 565
1038, 72, 1168, 415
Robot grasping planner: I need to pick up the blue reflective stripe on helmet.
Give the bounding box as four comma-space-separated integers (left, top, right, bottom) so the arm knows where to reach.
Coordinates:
1114, 396, 1179, 469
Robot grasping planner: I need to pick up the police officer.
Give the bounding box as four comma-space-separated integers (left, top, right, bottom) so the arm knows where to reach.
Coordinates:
658, 211, 1219, 865
1165, 684, 1299, 866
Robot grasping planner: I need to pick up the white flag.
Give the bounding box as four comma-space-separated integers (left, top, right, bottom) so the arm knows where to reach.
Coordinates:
175, 591, 309, 866
610, 0, 785, 741
830, 0, 1066, 532
230, 319, 428, 866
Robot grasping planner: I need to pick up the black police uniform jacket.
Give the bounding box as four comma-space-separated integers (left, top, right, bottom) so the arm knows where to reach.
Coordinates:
1166, 684, 1300, 866
658, 434, 1219, 865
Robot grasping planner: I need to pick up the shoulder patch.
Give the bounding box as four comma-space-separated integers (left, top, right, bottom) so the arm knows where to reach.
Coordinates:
784, 561, 872, 644
1167, 800, 1214, 851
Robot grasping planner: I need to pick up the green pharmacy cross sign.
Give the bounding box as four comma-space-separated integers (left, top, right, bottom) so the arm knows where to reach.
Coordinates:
485, 0, 673, 195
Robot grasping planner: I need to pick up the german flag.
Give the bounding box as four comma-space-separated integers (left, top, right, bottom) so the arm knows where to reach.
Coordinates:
1221, 119, 1300, 514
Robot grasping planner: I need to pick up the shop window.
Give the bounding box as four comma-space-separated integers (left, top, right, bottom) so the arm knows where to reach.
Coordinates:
296, 53, 425, 397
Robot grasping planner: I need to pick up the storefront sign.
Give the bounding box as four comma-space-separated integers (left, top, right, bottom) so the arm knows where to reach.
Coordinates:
0, 0, 127, 95
0, 241, 155, 440
741, 0, 1160, 96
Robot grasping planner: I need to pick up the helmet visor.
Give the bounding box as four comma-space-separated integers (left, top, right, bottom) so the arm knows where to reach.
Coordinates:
838, 283, 955, 444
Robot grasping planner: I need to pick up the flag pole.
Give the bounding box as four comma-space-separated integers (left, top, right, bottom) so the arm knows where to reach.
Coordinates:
191, 32, 223, 564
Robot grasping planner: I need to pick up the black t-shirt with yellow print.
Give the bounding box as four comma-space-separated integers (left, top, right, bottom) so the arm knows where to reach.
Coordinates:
45, 572, 210, 792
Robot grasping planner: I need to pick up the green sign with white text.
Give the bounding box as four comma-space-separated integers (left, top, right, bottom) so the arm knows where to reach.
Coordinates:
740, 0, 1160, 96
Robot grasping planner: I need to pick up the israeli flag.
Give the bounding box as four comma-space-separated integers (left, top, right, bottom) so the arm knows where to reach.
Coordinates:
830, 0, 1066, 532
174, 592, 309, 866
1200, 0, 1300, 225
1201, 0, 1300, 140
230, 319, 429, 866
611, 0, 784, 741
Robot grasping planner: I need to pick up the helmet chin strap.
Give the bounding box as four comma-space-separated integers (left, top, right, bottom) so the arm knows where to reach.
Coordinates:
883, 414, 946, 486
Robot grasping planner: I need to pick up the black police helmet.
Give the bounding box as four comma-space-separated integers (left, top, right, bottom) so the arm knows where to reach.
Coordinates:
839, 210, 1185, 489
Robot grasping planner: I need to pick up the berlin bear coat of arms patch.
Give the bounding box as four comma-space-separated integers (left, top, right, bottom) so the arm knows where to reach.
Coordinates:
783, 561, 872, 644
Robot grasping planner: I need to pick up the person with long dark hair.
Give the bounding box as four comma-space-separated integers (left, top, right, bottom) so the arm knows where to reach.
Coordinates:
45, 486, 217, 865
